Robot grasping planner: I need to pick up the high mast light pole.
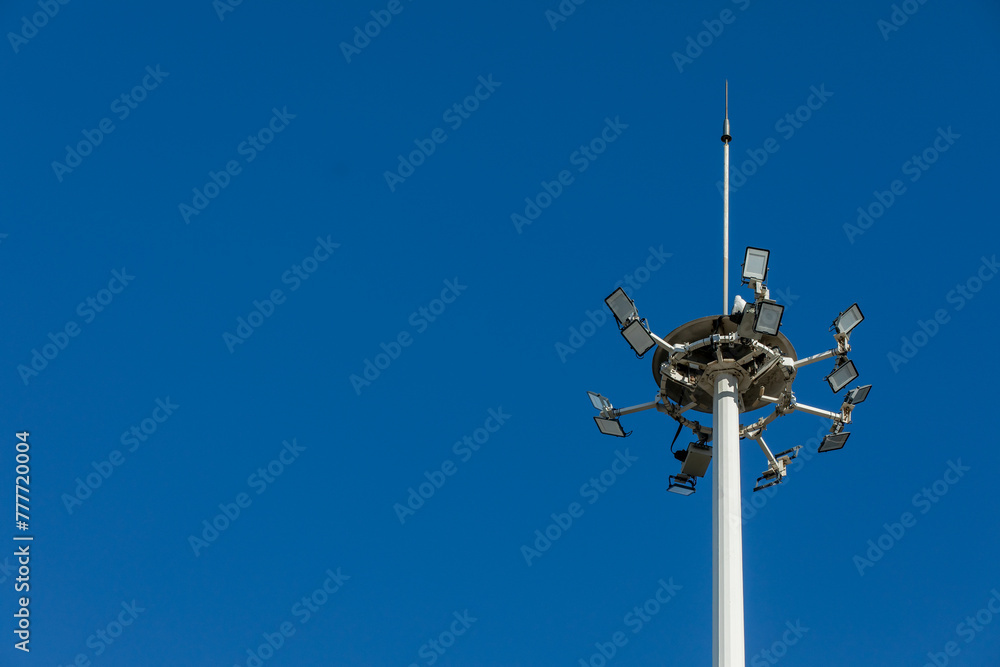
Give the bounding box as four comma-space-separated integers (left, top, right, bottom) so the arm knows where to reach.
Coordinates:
587, 84, 872, 667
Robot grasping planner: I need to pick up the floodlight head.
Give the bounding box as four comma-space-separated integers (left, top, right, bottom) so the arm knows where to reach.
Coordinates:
594, 416, 627, 437
834, 303, 864, 335
818, 431, 851, 452
845, 384, 872, 405
667, 474, 696, 496
621, 319, 656, 356
826, 359, 859, 393
587, 391, 612, 412
753, 300, 784, 336
605, 288, 638, 327
742, 247, 770, 283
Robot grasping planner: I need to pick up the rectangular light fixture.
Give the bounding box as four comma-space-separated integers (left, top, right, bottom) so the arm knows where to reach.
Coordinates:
594, 416, 626, 437
818, 431, 851, 452
587, 391, 612, 412
667, 474, 696, 496
826, 359, 859, 393
845, 384, 872, 405
834, 303, 864, 335
742, 247, 770, 282
621, 319, 655, 356
680, 442, 713, 478
753, 300, 785, 336
605, 287, 638, 326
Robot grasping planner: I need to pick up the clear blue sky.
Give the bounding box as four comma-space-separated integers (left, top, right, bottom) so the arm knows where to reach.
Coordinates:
3, 0, 999, 665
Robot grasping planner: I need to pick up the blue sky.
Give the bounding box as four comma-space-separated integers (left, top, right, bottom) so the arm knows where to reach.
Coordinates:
3, 0, 1000, 665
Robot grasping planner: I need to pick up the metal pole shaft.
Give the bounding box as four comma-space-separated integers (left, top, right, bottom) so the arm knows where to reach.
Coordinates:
712, 372, 744, 667
723, 142, 729, 315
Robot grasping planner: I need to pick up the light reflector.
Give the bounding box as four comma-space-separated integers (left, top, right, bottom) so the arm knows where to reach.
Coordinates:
818, 431, 851, 452
742, 247, 770, 282
605, 288, 638, 326
826, 359, 859, 393
621, 319, 655, 356
753, 301, 785, 336
594, 417, 626, 437
845, 384, 872, 405
667, 474, 696, 496
834, 303, 864, 335
587, 391, 611, 412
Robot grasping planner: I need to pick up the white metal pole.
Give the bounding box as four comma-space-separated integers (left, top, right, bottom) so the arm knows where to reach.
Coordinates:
712, 371, 744, 667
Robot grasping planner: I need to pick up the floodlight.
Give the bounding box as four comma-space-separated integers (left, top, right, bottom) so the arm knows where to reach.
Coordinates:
594, 416, 627, 437
753, 300, 784, 336
587, 391, 612, 412
845, 384, 872, 405
621, 319, 656, 356
833, 303, 864, 335
742, 247, 770, 282
605, 288, 638, 326
826, 359, 858, 393
818, 431, 851, 453
680, 442, 713, 478
667, 474, 696, 496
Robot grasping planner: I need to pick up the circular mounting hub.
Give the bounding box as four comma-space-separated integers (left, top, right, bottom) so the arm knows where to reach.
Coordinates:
651, 315, 798, 414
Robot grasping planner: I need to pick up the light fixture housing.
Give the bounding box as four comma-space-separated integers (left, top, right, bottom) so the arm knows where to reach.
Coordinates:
605, 288, 638, 327
667, 474, 696, 496
587, 391, 612, 412
594, 416, 627, 437
680, 442, 713, 478
742, 246, 770, 282
753, 300, 785, 336
845, 384, 872, 405
818, 431, 851, 452
834, 303, 864, 335
621, 319, 656, 356
826, 359, 859, 393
